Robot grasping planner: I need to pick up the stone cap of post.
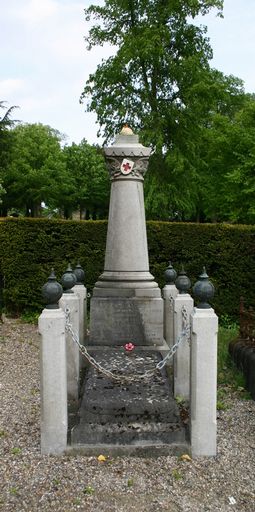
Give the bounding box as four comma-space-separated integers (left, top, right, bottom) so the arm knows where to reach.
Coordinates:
104, 125, 152, 180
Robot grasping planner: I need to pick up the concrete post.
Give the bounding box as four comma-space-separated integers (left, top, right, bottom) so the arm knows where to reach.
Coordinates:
162, 283, 178, 349
38, 308, 67, 455
59, 292, 80, 401
173, 293, 193, 400
190, 307, 218, 457
73, 284, 87, 344
73, 284, 87, 368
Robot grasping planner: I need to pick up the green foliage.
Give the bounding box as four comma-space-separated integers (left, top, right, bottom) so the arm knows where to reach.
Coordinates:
0, 219, 254, 317
0, 101, 18, 207
62, 140, 110, 219
83, 485, 95, 495
80, 1, 254, 224
1, 123, 68, 217
82, 0, 223, 145
172, 469, 182, 481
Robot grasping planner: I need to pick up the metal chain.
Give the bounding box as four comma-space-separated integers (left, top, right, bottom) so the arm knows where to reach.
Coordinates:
64, 306, 190, 384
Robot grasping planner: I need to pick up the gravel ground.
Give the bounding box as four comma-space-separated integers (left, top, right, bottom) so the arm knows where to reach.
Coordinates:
0, 317, 255, 512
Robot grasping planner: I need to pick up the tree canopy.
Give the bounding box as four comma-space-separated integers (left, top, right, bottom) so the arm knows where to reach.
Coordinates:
80, 0, 255, 223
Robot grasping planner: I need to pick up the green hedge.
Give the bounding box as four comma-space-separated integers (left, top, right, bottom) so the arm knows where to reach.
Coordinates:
0, 218, 254, 319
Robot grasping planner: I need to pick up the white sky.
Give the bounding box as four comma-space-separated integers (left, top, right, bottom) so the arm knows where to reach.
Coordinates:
0, 0, 254, 145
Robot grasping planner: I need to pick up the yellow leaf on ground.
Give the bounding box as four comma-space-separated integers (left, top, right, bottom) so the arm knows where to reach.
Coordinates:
97, 454, 107, 462
180, 454, 192, 462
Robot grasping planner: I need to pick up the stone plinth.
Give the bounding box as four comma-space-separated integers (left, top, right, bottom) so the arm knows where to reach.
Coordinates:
90, 127, 164, 346
190, 307, 218, 457
38, 308, 67, 454
72, 348, 186, 446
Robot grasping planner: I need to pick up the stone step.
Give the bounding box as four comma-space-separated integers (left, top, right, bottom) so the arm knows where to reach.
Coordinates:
71, 348, 187, 447
72, 420, 186, 445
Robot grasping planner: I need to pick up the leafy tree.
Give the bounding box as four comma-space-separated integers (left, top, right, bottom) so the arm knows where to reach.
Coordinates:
81, 0, 223, 146
198, 93, 255, 223
81, 0, 252, 222
0, 101, 18, 209
1, 123, 72, 217
63, 140, 110, 219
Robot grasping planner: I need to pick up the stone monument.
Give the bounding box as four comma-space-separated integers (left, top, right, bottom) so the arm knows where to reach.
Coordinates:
90, 126, 164, 347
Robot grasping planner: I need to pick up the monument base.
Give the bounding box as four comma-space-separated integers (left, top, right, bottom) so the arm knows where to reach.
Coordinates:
71, 348, 187, 448
90, 286, 164, 346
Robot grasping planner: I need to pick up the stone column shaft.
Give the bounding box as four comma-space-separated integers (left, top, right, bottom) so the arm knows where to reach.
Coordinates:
163, 283, 178, 349
38, 308, 67, 455
59, 293, 80, 401
190, 307, 218, 457
174, 293, 193, 400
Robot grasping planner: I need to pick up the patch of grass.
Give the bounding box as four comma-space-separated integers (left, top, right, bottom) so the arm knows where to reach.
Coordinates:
20, 310, 39, 324
127, 478, 134, 487
9, 487, 18, 495
0, 429, 7, 437
172, 469, 182, 481
217, 400, 229, 411
10, 447, 22, 455
83, 485, 95, 496
52, 478, 60, 486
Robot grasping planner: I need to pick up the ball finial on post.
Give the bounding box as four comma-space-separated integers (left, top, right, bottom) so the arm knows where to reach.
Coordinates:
73, 261, 85, 285
164, 261, 177, 285
193, 267, 215, 309
42, 269, 63, 309
61, 264, 77, 293
175, 266, 191, 294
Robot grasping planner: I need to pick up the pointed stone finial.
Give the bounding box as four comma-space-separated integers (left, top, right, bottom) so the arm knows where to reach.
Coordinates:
175, 265, 191, 294
42, 269, 63, 309
61, 264, 77, 293
193, 267, 215, 309
164, 261, 177, 285
73, 261, 85, 285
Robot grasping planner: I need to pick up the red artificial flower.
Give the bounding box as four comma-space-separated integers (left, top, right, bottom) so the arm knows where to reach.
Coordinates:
124, 342, 135, 352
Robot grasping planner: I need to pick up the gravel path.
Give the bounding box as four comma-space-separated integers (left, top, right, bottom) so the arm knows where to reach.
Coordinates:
0, 318, 255, 512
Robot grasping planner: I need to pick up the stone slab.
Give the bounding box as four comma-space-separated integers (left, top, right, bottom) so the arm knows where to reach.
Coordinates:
71, 348, 186, 446
90, 296, 163, 346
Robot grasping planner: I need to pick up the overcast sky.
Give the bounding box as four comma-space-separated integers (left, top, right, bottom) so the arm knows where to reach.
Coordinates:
0, 0, 254, 145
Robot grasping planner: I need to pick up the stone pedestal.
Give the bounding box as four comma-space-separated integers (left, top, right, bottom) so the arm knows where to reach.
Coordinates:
59, 292, 80, 401
163, 283, 178, 349
190, 307, 218, 457
89, 127, 164, 346
174, 293, 193, 400
73, 284, 87, 345
38, 308, 67, 455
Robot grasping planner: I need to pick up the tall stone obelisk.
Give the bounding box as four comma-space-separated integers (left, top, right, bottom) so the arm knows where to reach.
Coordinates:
89, 126, 164, 346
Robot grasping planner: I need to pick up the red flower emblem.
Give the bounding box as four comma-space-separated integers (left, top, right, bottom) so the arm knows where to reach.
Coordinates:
124, 342, 135, 352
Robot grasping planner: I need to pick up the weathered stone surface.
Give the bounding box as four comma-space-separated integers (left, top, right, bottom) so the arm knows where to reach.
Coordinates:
174, 293, 194, 400
59, 293, 80, 401
38, 308, 67, 455
89, 128, 164, 347
163, 283, 178, 349
90, 296, 163, 346
190, 307, 218, 457
72, 348, 186, 446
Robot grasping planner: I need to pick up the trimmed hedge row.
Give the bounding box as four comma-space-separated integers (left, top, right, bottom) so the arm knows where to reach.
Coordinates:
0, 217, 254, 318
